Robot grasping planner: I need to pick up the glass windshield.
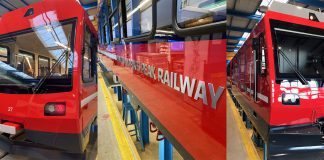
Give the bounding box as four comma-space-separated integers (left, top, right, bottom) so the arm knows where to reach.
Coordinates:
0, 21, 75, 94
271, 20, 324, 80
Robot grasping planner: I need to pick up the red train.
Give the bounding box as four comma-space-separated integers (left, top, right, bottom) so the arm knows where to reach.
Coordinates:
0, 0, 97, 155
98, 0, 226, 159
229, 2, 324, 159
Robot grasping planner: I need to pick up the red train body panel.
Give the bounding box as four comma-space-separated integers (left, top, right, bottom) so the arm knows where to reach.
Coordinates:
99, 39, 227, 159
0, 0, 97, 153
97, 0, 227, 158
230, 4, 324, 159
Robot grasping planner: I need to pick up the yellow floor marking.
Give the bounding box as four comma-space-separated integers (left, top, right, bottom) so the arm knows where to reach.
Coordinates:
227, 92, 261, 160
99, 73, 141, 160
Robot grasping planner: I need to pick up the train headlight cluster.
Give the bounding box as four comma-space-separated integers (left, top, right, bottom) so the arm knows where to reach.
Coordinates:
282, 93, 300, 105
44, 102, 66, 116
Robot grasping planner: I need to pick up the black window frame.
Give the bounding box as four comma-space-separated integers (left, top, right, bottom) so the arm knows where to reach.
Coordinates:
82, 25, 97, 83
108, 0, 122, 44
120, 0, 157, 42
172, 0, 226, 37
270, 19, 324, 82
253, 33, 267, 77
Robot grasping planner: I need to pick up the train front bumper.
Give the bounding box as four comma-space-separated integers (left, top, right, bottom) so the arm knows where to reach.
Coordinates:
0, 129, 84, 154
269, 124, 324, 160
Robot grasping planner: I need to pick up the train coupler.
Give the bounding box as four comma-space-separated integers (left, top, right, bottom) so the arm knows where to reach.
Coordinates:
0, 122, 22, 135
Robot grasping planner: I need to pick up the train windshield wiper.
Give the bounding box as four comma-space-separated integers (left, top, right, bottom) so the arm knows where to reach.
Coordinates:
32, 48, 71, 94
278, 49, 308, 85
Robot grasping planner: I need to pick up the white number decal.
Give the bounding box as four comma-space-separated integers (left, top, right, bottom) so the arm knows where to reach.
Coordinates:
8, 107, 13, 112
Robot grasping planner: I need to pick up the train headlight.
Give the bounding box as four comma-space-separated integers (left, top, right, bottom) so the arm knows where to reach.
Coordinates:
282, 93, 300, 105
44, 102, 66, 116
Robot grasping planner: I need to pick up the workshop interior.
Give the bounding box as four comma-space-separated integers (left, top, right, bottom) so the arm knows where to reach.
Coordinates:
0, 0, 322, 159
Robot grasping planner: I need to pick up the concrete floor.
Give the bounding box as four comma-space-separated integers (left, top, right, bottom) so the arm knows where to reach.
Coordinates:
98, 73, 183, 160
98, 82, 122, 160
226, 92, 261, 160
226, 95, 249, 160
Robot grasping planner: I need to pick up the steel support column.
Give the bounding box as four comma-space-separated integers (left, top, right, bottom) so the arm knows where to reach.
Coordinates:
140, 110, 150, 145
117, 86, 122, 101
159, 138, 173, 160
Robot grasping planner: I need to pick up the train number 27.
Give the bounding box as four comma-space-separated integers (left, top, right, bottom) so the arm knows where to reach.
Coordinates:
8, 107, 13, 112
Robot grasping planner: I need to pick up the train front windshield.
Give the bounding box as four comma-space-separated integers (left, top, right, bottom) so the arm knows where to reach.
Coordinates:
271, 20, 324, 80
0, 21, 75, 94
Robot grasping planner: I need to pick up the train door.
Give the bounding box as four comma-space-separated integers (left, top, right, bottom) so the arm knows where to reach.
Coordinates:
81, 23, 98, 150
253, 33, 267, 102
248, 53, 254, 98
252, 36, 260, 101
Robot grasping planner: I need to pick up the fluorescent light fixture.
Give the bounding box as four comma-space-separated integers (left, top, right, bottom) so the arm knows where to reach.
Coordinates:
238, 40, 245, 45
275, 0, 289, 3
39, 58, 49, 62
242, 32, 250, 39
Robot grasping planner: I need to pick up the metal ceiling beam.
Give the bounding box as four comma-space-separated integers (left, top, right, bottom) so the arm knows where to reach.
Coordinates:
227, 42, 238, 45
227, 26, 252, 32
227, 46, 240, 49
20, 0, 29, 6
82, 2, 98, 10
227, 9, 262, 20
0, 2, 11, 11
227, 42, 242, 46
3, 0, 17, 9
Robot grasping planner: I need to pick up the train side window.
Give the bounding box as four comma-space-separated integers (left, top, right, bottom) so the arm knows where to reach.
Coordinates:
82, 27, 95, 83
102, 24, 107, 44
173, 0, 226, 36
0, 46, 9, 63
122, 0, 156, 42
102, 23, 111, 44
38, 56, 50, 77
253, 34, 267, 76
109, 9, 121, 43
